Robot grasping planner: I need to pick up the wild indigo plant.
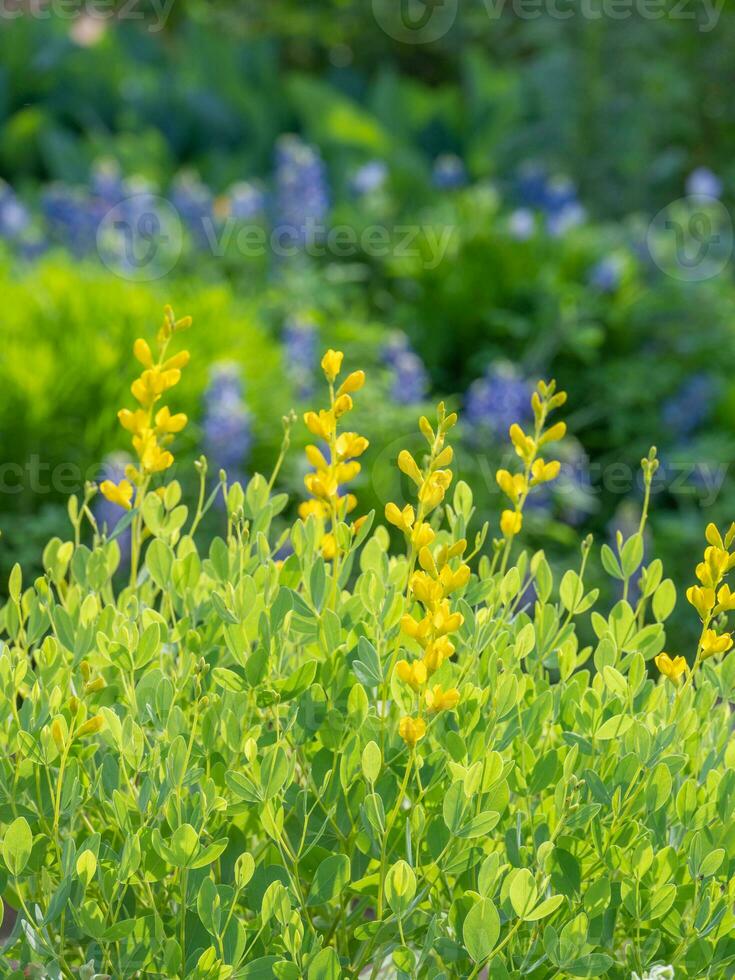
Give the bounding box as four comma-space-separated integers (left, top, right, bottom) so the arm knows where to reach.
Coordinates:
1, 319, 735, 979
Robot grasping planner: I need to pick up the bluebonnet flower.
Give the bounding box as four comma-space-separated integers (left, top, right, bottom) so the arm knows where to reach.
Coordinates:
170, 172, 214, 248
41, 184, 101, 255
94, 452, 133, 560
662, 373, 714, 439
0, 180, 30, 241
381, 332, 429, 405
508, 208, 536, 241
203, 362, 253, 479
274, 134, 330, 249
686, 167, 722, 200
283, 314, 318, 399
351, 160, 388, 196
226, 181, 266, 221
432, 154, 467, 190
516, 165, 585, 236
90, 158, 126, 207
589, 255, 623, 292
465, 362, 532, 439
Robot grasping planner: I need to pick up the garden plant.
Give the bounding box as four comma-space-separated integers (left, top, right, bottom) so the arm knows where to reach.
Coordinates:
1, 309, 735, 979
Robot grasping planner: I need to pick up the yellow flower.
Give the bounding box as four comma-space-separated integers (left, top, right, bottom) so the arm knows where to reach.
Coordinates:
398, 450, 423, 486
500, 509, 522, 537
100, 479, 134, 510
396, 659, 427, 691
386, 502, 415, 533
321, 349, 344, 383
654, 652, 688, 684
337, 371, 365, 395
423, 636, 455, 673
701, 629, 733, 660
304, 409, 335, 440
687, 585, 716, 620
715, 584, 735, 614
398, 716, 426, 747
531, 459, 561, 484
425, 684, 460, 712
496, 469, 527, 503
509, 423, 536, 463
76, 714, 105, 737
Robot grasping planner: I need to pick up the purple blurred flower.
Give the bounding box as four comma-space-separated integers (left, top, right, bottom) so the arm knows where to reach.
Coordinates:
465, 362, 532, 438
432, 154, 467, 190
203, 362, 253, 478
274, 135, 330, 248
508, 208, 536, 241
516, 165, 585, 237
226, 181, 266, 221
351, 160, 388, 196
662, 373, 714, 438
283, 315, 318, 399
170, 172, 214, 247
686, 167, 722, 200
589, 255, 623, 292
90, 158, 126, 206
0, 180, 30, 240
381, 332, 429, 405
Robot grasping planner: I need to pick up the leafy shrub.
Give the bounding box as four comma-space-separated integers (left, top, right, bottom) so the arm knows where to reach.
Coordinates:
1, 321, 735, 979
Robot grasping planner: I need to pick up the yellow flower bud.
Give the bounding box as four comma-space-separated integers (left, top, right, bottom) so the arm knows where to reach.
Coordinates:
398, 715, 426, 747
398, 450, 423, 486
100, 479, 134, 511
425, 684, 460, 713
77, 715, 105, 737
321, 349, 344, 382
396, 659, 427, 691
654, 653, 688, 684
500, 509, 522, 537
337, 370, 365, 396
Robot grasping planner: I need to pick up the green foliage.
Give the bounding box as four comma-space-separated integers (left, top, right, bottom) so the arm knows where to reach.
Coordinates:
1, 421, 735, 977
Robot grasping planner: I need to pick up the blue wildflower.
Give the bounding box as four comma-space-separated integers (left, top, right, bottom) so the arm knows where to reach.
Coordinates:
508, 208, 536, 241
203, 362, 253, 478
351, 161, 388, 196
432, 154, 467, 190
283, 315, 318, 399
662, 373, 715, 439
381, 332, 428, 405
226, 181, 266, 221
0, 180, 30, 241
170, 172, 214, 248
465, 362, 532, 438
589, 255, 623, 292
274, 134, 330, 249
686, 167, 722, 200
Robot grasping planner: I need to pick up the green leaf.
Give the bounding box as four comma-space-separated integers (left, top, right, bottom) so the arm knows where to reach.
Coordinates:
307, 854, 350, 906
361, 741, 381, 783
307, 947, 341, 980
2, 816, 32, 876
385, 859, 416, 916
463, 898, 500, 963
595, 714, 633, 740
167, 824, 199, 867
525, 894, 565, 921
509, 869, 539, 919
652, 579, 677, 622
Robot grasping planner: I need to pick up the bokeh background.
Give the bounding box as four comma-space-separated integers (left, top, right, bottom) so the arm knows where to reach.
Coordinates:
2, 0, 735, 642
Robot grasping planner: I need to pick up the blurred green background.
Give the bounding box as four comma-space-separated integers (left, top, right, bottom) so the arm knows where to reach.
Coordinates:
1, 1, 734, 642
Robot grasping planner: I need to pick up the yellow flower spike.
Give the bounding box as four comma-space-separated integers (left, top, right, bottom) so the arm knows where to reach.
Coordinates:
425, 684, 460, 713
687, 585, 716, 621
701, 629, 733, 660
100, 479, 134, 511
321, 349, 344, 382
398, 716, 427, 747
396, 659, 428, 691
654, 652, 688, 685
398, 450, 423, 487
501, 509, 522, 537
337, 370, 365, 396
